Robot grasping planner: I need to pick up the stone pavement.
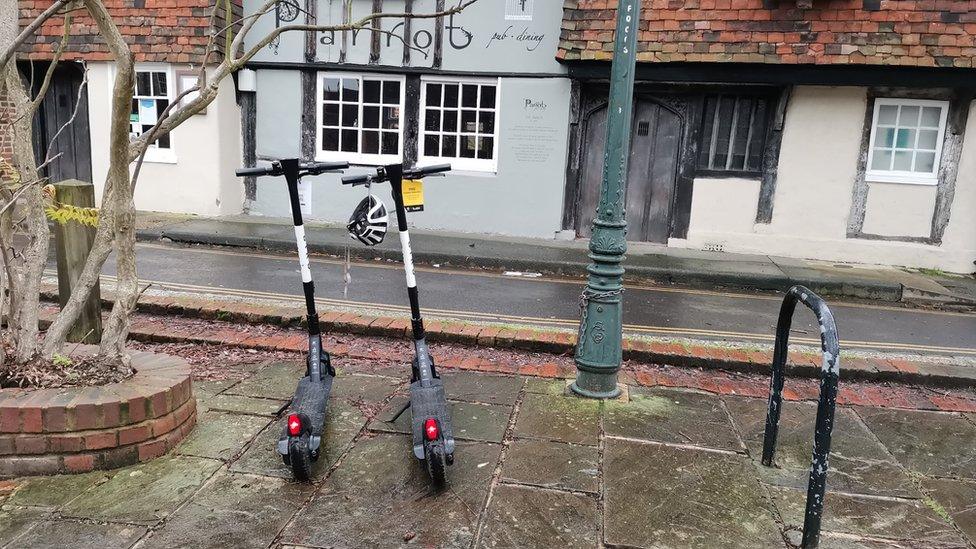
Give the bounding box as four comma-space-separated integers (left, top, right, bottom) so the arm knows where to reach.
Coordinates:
2, 361, 976, 548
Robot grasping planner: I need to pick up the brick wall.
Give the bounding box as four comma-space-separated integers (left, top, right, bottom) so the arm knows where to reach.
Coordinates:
559, 0, 976, 68
0, 91, 14, 181
18, 0, 243, 63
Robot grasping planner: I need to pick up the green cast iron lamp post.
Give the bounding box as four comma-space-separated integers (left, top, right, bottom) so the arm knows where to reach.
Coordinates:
571, 0, 640, 399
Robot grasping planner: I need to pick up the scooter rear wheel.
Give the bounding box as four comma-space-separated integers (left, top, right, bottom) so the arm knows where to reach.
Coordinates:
423, 440, 446, 486
289, 437, 314, 482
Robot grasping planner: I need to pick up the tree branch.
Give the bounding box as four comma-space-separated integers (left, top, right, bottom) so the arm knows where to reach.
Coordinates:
0, 0, 73, 73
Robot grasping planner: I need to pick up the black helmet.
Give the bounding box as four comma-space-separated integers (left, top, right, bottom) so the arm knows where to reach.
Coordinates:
347, 194, 389, 246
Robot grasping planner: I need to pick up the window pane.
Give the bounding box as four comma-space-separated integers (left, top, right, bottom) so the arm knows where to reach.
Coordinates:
152, 72, 167, 97
877, 105, 897, 125
363, 106, 380, 129
698, 96, 718, 168
461, 109, 477, 133
713, 96, 736, 167
324, 104, 340, 126
426, 84, 442, 107
156, 131, 170, 149
155, 98, 169, 119
915, 151, 936, 173
382, 80, 400, 104
424, 135, 439, 157
871, 149, 892, 170
898, 105, 919, 126
462, 84, 478, 108
425, 109, 440, 132
341, 78, 359, 101
893, 150, 912, 171
363, 80, 381, 103
323, 78, 340, 101
323, 128, 339, 151
341, 105, 358, 128
480, 85, 496, 108
920, 106, 941, 128
381, 132, 398, 154
478, 137, 494, 160
362, 131, 380, 154
341, 129, 358, 152
444, 84, 459, 108
480, 111, 495, 134
131, 99, 138, 117
917, 129, 938, 150
895, 128, 915, 149
136, 72, 151, 96
441, 135, 457, 157
382, 107, 399, 130
443, 110, 458, 132
460, 135, 476, 158
876, 127, 895, 148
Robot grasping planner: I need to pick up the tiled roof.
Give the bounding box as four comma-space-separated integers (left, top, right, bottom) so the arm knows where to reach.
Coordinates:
558, 0, 976, 68
18, 0, 241, 63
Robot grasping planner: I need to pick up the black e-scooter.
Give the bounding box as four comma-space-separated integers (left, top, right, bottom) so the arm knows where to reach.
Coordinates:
235, 158, 349, 481
342, 163, 455, 484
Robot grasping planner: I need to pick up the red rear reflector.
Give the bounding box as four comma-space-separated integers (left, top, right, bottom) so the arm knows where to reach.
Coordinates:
424, 418, 439, 441
287, 414, 302, 436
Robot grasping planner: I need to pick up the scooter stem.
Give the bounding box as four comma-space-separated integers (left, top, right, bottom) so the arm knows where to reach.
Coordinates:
281, 158, 322, 381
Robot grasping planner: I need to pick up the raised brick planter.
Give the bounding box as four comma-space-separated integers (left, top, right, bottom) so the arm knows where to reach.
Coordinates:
0, 350, 195, 478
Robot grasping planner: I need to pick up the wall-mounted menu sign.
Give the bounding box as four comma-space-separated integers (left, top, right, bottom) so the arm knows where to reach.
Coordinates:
506, 0, 533, 21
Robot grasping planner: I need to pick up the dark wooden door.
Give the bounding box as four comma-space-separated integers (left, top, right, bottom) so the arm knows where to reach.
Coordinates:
27, 61, 93, 183
575, 97, 683, 243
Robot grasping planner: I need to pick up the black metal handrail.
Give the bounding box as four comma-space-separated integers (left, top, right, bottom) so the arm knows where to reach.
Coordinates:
761, 285, 840, 549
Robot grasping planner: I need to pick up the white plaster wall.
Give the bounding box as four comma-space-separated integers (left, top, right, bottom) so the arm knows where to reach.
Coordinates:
862, 182, 936, 237
687, 177, 760, 235
677, 87, 976, 273
87, 63, 243, 216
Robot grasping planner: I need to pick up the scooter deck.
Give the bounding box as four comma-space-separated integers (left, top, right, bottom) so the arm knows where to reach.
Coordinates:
279, 374, 334, 455
409, 378, 455, 460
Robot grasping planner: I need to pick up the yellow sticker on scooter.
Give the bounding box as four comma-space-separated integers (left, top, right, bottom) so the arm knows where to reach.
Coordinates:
402, 179, 424, 212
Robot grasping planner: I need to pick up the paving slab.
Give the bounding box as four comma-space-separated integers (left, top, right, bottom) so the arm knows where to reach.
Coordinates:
726, 398, 918, 498
225, 361, 305, 400
61, 456, 222, 524
283, 433, 500, 549
0, 507, 48, 547
920, 476, 976, 544
4, 470, 109, 508
331, 373, 403, 404
604, 439, 783, 548
523, 377, 568, 396
230, 401, 366, 479
857, 408, 976, 479
201, 393, 289, 416
501, 438, 599, 493
140, 471, 310, 549
176, 411, 272, 461
9, 518, 146, 549
373, 396, 512, 443
442, 371, 522, 406
193, 379, 238, 401
513, 392, 600, 446
478, 484, 599, 548
768, 485, 965, 547
605, 387, 743, 452
816, 533, 964, 549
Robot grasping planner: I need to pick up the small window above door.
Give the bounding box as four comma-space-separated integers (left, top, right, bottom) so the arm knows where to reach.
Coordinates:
696, 94, 774, 178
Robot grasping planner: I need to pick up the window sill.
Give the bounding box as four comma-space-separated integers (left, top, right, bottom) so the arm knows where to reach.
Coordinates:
865, 173, 938, 186
140, 149, 178, 164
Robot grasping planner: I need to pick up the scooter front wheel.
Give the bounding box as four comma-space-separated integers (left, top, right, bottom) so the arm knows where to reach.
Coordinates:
289, 437, 314, 482
423, 440, 447, 486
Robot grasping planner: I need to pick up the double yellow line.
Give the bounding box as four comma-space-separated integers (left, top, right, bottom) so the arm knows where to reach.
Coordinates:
78, 269, 976, 357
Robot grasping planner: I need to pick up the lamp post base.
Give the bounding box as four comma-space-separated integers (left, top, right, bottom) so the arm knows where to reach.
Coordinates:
570, 374, 622, 400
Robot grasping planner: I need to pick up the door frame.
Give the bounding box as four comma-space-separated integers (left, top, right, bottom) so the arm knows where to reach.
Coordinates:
563, 83, 699, 241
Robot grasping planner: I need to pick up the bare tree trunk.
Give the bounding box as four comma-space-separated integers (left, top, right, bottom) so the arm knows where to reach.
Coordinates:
4, 64, 49, 363
42, 0, 134, 358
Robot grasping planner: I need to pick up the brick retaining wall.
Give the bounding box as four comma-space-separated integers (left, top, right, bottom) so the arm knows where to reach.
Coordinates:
0, 351, 195, 477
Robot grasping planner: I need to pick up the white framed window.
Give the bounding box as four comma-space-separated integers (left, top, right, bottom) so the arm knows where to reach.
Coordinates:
419, 76, 500, 173
130, 63, 176, 164
316, 72, 405, 165
866, 98, 948, 185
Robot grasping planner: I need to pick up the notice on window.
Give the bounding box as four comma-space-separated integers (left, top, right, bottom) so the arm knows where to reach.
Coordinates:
138, 99, 157, 125
402, 179, 424, 212
298, 179, 311, 215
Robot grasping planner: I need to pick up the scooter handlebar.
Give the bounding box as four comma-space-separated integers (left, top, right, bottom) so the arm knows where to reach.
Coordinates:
404, 163, 451, 179
341, 173, 371, 186
301, 161, 349, 175
235, 165, 274, 177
